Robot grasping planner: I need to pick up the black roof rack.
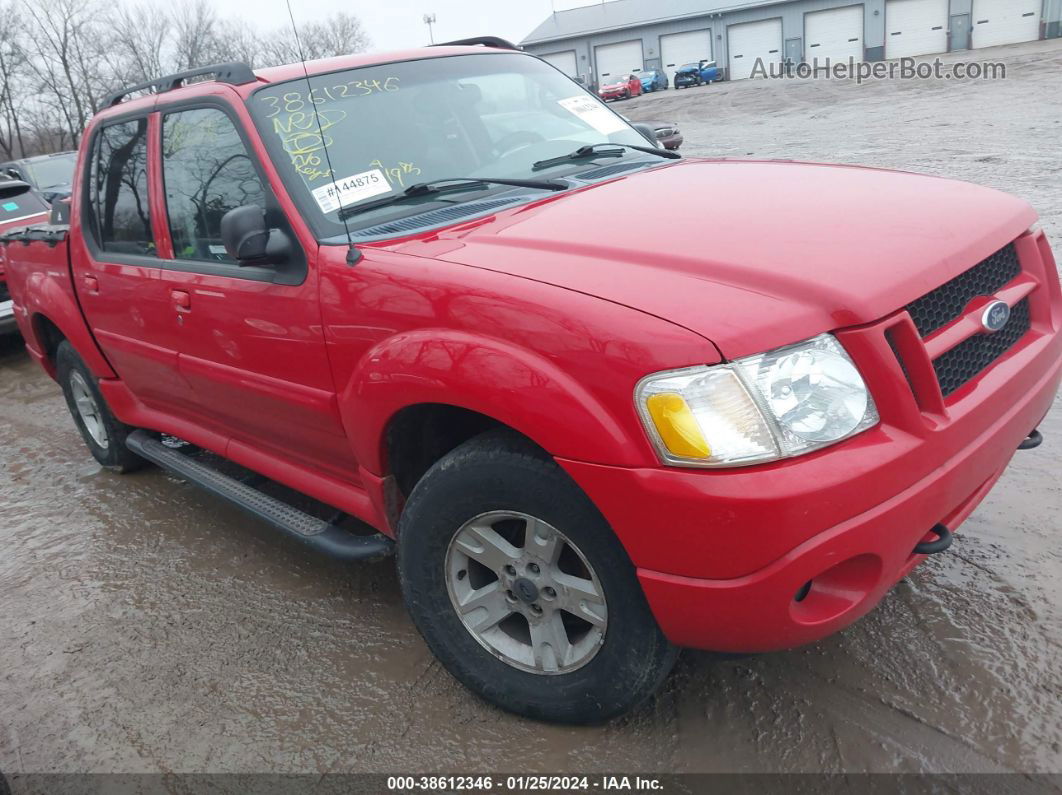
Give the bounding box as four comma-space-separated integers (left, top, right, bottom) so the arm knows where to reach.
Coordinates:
101, 62, 257, 108
432, 36, 520, 51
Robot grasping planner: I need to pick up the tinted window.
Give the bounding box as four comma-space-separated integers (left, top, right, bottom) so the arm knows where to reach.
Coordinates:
163, 108, 265, 263
89, 119, 155, 255
0, 186, 49, 223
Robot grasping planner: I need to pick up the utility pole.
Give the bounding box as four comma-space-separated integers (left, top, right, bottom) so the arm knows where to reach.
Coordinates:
423, 13, 437, 45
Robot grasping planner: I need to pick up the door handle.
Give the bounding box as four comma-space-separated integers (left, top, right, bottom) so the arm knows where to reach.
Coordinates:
171, 289, 191, 311
82, 275, 99, 293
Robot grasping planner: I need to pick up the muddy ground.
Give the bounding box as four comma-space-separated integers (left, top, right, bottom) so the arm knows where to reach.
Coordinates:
2, 40, 1061, 776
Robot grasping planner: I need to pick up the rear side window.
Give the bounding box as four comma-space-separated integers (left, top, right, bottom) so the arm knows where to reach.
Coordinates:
88, 119, 155, 255
162, 108, 265, 263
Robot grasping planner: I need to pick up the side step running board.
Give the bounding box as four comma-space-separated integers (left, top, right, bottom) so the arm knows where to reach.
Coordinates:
125, 430, 394, 562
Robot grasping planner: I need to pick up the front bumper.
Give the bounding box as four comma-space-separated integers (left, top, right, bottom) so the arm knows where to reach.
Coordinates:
558, 270, 1062, 652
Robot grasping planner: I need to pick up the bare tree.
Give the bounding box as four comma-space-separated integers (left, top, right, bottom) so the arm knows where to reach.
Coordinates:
17, 0, 107, 146
113, 2, 171, 87
0, 0, 370, 158
0, 1, 28, 158
261, 12, 371, 68
172, 0, 220, 72
211, 20, 267, 69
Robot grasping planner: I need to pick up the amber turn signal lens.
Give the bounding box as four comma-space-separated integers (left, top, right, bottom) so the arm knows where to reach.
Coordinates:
645, 392, 711, 459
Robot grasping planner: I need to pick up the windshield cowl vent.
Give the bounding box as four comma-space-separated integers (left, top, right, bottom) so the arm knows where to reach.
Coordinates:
574, 162, 647, 182
351, 196, 530, 239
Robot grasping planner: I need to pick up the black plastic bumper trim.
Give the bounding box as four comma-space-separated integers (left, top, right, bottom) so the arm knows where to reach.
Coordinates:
913, 523, 953, 556
1018, 429, 1043, 450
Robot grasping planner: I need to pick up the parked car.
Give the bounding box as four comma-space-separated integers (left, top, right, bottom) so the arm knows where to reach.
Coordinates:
0, 151, 77, 204
0, 179, 51, 335
637, 69, 668, 92
674, 60, 722, 88
2, 39, 1059, 725
645, 120, 683, 150
598, 73, 642, 101
619, 115, 682, 151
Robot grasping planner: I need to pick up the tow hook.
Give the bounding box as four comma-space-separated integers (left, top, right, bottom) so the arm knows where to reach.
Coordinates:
1018, 429, 1043, 450
914, 523, 953, 555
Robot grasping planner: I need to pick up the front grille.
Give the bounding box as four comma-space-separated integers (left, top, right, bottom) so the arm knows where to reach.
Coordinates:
905, 243, 1021, 338
932, 298, 1030, 397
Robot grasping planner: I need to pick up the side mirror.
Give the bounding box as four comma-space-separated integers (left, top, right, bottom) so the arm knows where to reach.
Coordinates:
631, 122, 659, 147
221, 205, 271, 262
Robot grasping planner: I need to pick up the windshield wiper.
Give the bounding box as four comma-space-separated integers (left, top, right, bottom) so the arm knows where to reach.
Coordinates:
532, 142, 680, 172
337, 177, 567, 220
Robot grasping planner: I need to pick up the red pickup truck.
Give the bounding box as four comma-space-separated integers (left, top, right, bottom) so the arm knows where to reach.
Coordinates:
3, 40, 1060, 724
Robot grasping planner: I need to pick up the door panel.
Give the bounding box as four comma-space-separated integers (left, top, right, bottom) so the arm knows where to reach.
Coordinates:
153, 104, 357, 479
71, 114, 197, 409
950, 14, 971, 50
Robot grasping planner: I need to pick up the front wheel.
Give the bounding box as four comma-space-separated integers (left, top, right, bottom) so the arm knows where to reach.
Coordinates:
397, 432, 677, 723
56, 341, 144, 472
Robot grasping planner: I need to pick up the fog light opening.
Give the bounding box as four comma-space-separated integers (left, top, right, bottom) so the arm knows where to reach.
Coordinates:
794, 580, 813, 603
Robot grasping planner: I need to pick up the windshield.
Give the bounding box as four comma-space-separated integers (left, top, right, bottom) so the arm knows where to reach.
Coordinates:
249, 52, 650, 235
25, 154, 76, 189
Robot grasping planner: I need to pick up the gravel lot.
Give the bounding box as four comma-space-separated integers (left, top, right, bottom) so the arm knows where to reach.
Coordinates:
1, 39, 1061, 778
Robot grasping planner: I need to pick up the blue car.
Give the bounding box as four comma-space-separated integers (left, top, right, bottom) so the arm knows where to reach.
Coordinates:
674, 60, 721, 88
637, 69, 668, 92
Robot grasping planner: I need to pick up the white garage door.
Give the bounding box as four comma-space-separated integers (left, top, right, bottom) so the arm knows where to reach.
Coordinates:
885, 0, 949, 59
595, 40, 644, 82
805, 5, 865, 65
541, 50, 578, 77
661, 29, 712, 72
728, 18, 783, 80
972, 0, 1041, 49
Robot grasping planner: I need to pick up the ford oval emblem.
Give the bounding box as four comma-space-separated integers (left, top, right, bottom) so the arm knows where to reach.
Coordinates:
981, 300, 1011, 333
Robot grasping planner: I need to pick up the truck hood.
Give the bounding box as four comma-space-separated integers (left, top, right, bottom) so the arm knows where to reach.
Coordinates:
390, 159, 1037, 359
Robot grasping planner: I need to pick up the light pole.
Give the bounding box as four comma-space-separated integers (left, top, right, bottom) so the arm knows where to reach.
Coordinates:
423, 13, 437, 45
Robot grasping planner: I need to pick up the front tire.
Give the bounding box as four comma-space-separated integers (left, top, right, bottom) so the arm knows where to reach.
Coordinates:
397, 432, 677, 723
56, 341, 144, 472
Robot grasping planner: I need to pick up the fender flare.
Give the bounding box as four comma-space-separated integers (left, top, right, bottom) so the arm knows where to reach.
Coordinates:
340, 328, 645, 475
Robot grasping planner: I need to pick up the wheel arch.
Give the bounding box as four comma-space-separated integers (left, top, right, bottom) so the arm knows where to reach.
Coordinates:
340, 328, 647, 480
21, 269, 116, 380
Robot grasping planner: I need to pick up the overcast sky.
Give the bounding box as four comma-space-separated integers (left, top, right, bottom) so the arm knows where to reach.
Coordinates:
255, 0, 603, 53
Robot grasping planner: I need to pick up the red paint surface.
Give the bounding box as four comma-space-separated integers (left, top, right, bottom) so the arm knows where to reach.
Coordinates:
2, 46, 1060, 652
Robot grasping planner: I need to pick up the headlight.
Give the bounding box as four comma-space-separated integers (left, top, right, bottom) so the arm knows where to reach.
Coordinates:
635, 334, 879, 468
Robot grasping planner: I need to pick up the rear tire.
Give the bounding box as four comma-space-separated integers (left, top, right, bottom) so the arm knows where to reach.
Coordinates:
397, 431, 677, 724
56, 341, 144, 473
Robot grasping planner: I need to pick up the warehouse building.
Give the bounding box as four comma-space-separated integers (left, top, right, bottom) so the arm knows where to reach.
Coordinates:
521, 0, 1062, 83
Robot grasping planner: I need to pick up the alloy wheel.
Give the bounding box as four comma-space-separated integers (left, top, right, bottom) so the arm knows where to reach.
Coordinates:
444, 510, 607, 674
